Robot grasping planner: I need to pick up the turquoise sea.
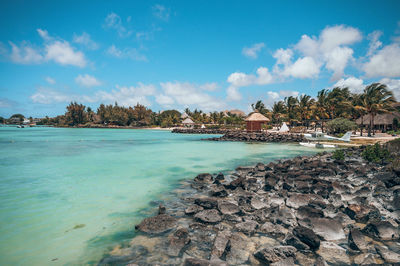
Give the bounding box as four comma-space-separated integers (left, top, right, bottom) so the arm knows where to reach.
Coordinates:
0, 126, 318, 265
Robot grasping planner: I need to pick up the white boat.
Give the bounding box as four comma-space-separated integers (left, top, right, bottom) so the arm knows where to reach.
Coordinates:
299, 142, 336, 148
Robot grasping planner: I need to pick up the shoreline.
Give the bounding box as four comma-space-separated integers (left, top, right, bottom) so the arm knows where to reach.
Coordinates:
99, 139, 400, 265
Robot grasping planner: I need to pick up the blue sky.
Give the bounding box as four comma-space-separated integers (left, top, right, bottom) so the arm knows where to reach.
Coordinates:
1, 0, 400, 117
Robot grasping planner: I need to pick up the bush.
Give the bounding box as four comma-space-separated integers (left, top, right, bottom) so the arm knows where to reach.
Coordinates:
332, 149, 345, 161
326, 118, 357, 134
362, 143, 390, 163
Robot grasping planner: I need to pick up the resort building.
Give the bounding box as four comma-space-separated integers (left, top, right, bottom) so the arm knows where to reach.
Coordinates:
245, 112, 269, 132
356, 112, 400, 132
181, 112, 189, 119
182, 117, 195, 128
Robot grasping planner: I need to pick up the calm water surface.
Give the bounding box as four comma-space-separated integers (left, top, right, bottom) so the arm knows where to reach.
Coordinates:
0, 126, 318, 265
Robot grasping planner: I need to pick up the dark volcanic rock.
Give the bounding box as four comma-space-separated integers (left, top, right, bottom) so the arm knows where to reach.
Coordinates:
226, 232, 254, 265
217, 200, 240, 215
183, 258, 228, 266
185, 205, 204, 215
211, 230, 231, 259
293, 226, 320, 250
375, 245, 400, 263
254, 245, 297, 264
135, 214, 177, 234
194, 173, 213, 183
195, 197, 218, 209
296, 206, 324, 220
194, 209, 222, 224
344, 204, 380, 223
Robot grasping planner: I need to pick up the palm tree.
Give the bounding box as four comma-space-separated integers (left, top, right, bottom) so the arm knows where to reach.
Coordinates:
326, 87, 352, 119
251, 100, 268, 115
284, 96, 299, 126
315, 89, 330, 132
351, 94, 367, 136
363, 83, 396, 136
298, 95, 315, 128
272, 101, 287, 127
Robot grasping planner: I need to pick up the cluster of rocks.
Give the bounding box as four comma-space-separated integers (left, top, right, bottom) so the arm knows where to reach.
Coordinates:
99, 141, 400, 265
172, 128, 232, 134
207, 131, 305, 143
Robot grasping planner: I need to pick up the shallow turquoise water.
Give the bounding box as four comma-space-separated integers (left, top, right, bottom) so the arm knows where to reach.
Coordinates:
0, 126, 318, 265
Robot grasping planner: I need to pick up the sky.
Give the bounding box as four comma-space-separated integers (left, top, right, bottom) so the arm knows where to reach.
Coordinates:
0, 0, 400, 118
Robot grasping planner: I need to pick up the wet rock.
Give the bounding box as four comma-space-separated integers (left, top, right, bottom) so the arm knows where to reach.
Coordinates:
210, 188, 228, 197
98, 245, 148, 265
211, 230, 231, 259
217, 200, 240, 215
194, 197, 218, 209
185, 205, 204, 215
167, 228, 190, 256
353, 253, 379, 265
293, 226, 320, 250
214, 173, 225, 182
226, 232, 255, 265
225, 176, 245, 190
234, 220, 258, 236
363, 221, 399, 240
251, 196, 269, 210
348, 228, 369, 252
286, 193, 321, 209
135, 214, 177, 234
194, 209, 222, 224
158, 204, 166, 215
314, 256, 328, 266
270, 257, 295, 266
254, 245, 297, 265
375, 245, 400, 263
194, 173, 213, 183
316, 241, 350, 265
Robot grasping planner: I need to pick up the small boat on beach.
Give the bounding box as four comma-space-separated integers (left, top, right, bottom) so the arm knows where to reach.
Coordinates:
299, 142, 336, 148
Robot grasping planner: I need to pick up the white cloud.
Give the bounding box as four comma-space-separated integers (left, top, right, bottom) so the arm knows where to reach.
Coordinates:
367, 30, 383, 56
152, 4, 170, 21
264, 90, 300, 108
107, 45, 147, 61
227, 66, 273, 87
104, 12, 132, 37
267, 91, 279, 99
73, 32, 99, 50
227, 86, 242, 101
363, 43, 400, 78
9, 41, 43, 64
319, 25, 362, 52
30, 83, 156, 106
279, 90, 299, 97
75, 74, 102, 87
242, 43, 265, 59
281, 56, 320, 79
45, 77, 56, 84
332, 76, 365, 93
44, 40, 86, 67
379, 78, 400, 101
160, 82, 225, 110
200, 82, 219, 91
155, 94, 174, 105
37, 29, 51, 41
324, 46, 354, 80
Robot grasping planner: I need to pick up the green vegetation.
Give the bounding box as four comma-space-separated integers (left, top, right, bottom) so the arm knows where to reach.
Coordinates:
326, 118, 357, 134
0, 116, 4, 123
332, 149, 345, 161
362, 143, 391, 163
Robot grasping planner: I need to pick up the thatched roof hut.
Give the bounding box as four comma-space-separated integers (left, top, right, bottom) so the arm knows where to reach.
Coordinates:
245, 112, 269, 132
224, 109, 246, 117
182, 117, 195, 125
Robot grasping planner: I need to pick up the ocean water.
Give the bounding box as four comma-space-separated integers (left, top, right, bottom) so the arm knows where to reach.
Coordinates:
0, 126, 318, 265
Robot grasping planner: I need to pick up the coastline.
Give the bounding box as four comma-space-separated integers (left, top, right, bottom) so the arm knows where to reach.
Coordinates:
99, 139, 400, 265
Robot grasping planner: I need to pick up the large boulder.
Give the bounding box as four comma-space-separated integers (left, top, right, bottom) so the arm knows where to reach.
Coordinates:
345, 204, 380, 223
254, 245, 297, 265
307, 218, 345, 241
194, 209, 222, 224
234, 220, 258, 236
211, 230, 231, 259
195, 197, 218, 209
194, 173, 213, 183
376, 245, 400, 263
135, 214, 177, 234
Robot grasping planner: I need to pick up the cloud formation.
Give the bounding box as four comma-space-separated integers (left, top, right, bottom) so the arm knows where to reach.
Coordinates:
363, 43, 400, 78
152, 4, 170, 21
242, 43, 265, 59
75, 74, 102, 87
107, 45, 147, 61
73, 32, 99, 50
104, 13, 132, 37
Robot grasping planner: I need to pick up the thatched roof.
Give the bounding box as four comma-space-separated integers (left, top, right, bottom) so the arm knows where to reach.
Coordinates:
224, 109, 246, 117
181, 112, 189, 119
245, 112, 269, 122
356, 112, 400, 125
182, 118, 195, 124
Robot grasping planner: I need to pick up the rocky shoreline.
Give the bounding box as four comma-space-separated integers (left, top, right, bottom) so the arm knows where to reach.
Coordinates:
206, 131, 305, 143
99, 140, 400, 265
172, 128, 232, 134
